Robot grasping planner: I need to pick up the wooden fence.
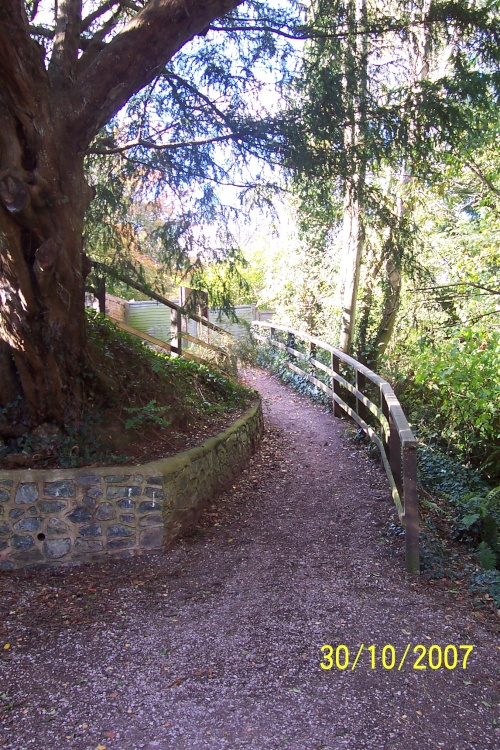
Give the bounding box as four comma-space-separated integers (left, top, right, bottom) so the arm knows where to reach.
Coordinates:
93, 262, 236, 372
251, 321, 419, 574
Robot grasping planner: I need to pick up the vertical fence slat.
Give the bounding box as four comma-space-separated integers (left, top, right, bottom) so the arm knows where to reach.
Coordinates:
331, 353, 343, 418
171, 308, 182, 355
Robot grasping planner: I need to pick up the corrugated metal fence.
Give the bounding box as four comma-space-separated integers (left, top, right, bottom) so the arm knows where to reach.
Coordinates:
124, 301, 273, 345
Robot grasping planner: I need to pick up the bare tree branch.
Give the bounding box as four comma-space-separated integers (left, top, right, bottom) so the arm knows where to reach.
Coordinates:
88, 131, 245, 155
414, 282, 500, 296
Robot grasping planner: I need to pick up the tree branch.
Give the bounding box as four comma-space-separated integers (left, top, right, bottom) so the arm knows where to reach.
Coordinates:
414, 282, 500, 296
49, 0, 82, 87
0, 2, 48, 113
88, 132, 246, 155
465, 158, 500, 199
69, 0, 244, 149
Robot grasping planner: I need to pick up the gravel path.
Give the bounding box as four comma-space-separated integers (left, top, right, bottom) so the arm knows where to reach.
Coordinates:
0, 368, 499, 750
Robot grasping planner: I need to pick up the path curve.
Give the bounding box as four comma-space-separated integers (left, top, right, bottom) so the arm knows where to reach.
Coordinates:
0, 368, 498, 750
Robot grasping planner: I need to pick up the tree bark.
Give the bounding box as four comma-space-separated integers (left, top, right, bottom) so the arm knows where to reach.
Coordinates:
0, 0, 243, 425
338, 0, 368, 354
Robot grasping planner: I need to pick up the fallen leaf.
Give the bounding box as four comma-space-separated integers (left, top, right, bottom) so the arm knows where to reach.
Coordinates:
2, 645, 10, 650
105, 731, 116, 739
167, 677, 183, 688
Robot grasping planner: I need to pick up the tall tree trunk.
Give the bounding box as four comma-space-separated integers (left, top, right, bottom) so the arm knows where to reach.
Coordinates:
0, 0, 243, 426
338, 0, 368, 354
0, 109, 93, 422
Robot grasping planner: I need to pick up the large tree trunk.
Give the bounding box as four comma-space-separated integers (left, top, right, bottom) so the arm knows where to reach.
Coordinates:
0, 0, 242, 426
0, 6, 91, 422
0, 125, 92, 422
337, 0, 368, 354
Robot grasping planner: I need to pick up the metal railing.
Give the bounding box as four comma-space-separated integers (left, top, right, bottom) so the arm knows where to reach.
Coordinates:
252, 321, 419, 574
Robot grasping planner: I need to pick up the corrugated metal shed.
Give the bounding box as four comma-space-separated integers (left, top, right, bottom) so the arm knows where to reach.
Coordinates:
124, 300, 274, 345
125, 301, 171, 343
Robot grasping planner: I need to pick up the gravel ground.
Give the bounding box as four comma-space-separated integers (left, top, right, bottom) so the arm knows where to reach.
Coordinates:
0, 368, 499, 750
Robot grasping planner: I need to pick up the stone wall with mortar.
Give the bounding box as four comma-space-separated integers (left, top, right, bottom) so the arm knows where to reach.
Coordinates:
0, 401, 262, 570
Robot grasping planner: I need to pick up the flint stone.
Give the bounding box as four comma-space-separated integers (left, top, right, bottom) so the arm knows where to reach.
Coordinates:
140, 515, 163, 527
104, 475, 130, 483
76, 475, 101, 486
108, 539, 135, 550
107, 524, 135, 538
38, 500, 66, 513
79, 524, 102, 537
106, 486, 141, 499
15, 484, 38, 504
0, 561, 14, 570
47, 518, 68, 535
120, 514, 135, 523
138, 501, 158, 513
9, 509, 24, 520
43, 538, 71, 558
43, 480, 75, 497
74, 539, 103, 553
66, 507, 93, 523
145, 487, 164, 500
0, 480, 13, 488
82, 496, 97, 510
96, 503, 116, 521
140, 527, 164, 549
12, 534, 34, 550
14, 548, 44, 564
0, 489, 10, 503
13, 517, 42, 532
87, 487, 103, 498
0, 523, 10, 536
146, 476, 162, 485
0, 540, 8, 551
117, 499, 135, 510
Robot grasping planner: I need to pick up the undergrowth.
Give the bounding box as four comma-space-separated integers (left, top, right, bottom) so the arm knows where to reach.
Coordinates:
0, 312, 254, 469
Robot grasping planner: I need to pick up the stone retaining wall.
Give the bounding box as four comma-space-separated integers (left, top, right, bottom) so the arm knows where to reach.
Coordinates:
0, 400, 262, 570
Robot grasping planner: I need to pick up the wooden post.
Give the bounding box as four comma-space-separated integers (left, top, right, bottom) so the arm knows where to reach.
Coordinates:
331, 352, 343, 418
171, 308, 182, 355
382, 394, 402, 496
403, 443, 419, 574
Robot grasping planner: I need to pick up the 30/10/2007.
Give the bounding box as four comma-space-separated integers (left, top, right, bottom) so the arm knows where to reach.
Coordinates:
320, 644, 475, 671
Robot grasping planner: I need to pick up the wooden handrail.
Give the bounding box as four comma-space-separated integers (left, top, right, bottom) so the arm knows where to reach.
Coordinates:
93, 261, 232, 337
252, 321, 419, 574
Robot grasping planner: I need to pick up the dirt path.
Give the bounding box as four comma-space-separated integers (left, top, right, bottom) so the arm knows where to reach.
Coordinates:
0, 369, 498, 750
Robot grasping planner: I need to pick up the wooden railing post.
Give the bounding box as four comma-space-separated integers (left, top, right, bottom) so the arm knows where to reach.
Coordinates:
331, 353, 343, 418
382, 393, 402, 497
403, 443, 419, 574
171, 308, 182, 355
